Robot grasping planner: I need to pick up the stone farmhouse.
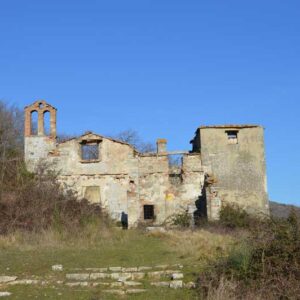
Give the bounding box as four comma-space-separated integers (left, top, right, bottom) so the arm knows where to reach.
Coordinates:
24, 100, 269, 227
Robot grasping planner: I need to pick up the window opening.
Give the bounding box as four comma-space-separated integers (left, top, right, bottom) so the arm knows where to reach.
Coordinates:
226, 130, 238, 144
43, 111, 50, 136
81, 143, 99, 160
31, 111, 38, 135
144, 205, 154, 220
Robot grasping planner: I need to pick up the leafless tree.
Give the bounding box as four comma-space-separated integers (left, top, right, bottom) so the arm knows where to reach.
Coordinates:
114, 129, 155, 153
0, 100, 24, 199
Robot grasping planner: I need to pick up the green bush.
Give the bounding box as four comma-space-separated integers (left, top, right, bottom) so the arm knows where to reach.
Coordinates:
199, 210, 300, 299
171, 210, 191, 227
219, 204, 254, 229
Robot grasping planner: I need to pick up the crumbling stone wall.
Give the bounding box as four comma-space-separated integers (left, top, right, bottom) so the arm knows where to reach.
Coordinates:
24, 100, 269, 227
192, 125, 269, 219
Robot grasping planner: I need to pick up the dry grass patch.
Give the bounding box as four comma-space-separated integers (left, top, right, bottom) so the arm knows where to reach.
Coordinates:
149, 229, 237, 264
0, 223, 134, 251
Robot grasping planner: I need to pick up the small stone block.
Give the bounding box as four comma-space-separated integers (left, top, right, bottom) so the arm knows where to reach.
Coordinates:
104, 290, 126, 295
164, 270, 180, 276
109, 267, 122, 272
0, 292, 11, 297
155, 264, 169, 269
171, 273, 184, 280
148, 271, 164, 279
86, 268, 108, 272
0, 276, 17, 283
151, 282, 170, 287
124, 281, 142, 286
111, 282, 123, 287
66, 282, 89, 287
92, 282, 110, 287
8, 280, 39, 285
90, 273, 110, 280
52, 265, 63, 271
110, 273, 121, 280
131, 272, 145, 280
122, 267, 138, 272
117, 273, 132, 282
126, 289, 146, 294
170, 280, 183, 289
66, 274, 90, 281
185, 282, 196, 289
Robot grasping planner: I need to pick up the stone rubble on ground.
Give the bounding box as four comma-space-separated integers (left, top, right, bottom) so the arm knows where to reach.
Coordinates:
151, 282, 170, 287
86, 268, 108, 272
66, 274, 89, 281
7, 279, 40, 285
0, 292, 11, 297
123, 281, 142, 286
66, 282, 89, 287
52, 265, 63, 272
171, 273, 184, 280
91, 282, 110, 287
185, 282, 197, 289
0, 277, 17, 284
170, 280, 183, 289
109, 267, 122, 272
90, 273, 110, 280
104, 289, 125, 295
0, 263, 196, 295
130, 272, 145, 280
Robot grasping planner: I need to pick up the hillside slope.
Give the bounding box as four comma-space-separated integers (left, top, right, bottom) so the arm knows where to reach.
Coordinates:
270, 201, 300, 218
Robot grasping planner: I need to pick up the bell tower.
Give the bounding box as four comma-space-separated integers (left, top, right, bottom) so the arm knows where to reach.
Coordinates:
24, 100, 57, 171
24, 100, 57, 138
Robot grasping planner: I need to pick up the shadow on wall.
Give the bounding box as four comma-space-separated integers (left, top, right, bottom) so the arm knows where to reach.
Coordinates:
194, 186, 208, 224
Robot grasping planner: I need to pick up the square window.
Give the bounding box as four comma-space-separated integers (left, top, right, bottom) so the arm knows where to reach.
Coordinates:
144, 205, 154, 220
226, 131, 238, 144
81, 143, 99, 160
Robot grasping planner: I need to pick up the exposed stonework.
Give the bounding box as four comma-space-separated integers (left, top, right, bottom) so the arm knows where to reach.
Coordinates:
191, 125, 270, 218
24, 100, 269, 227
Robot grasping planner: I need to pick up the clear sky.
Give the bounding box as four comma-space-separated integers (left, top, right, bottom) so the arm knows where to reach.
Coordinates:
0, 0, 299, 205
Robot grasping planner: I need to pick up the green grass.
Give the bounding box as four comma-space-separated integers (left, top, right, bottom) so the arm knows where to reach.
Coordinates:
0, 226, 234, 299
7, 285, 198, 300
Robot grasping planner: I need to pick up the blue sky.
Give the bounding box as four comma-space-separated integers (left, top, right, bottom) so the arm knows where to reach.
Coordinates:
0, 0, 299, 205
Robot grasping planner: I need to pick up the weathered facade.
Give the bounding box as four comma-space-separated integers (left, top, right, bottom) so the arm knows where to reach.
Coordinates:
24, 100, 269, 227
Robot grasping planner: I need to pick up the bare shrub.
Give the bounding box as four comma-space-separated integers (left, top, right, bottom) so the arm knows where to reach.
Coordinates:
0, 161, 103, 234
170, 210, 191, 227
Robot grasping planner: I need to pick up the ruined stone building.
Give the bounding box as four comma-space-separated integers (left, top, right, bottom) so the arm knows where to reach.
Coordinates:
24, 100, 269, 227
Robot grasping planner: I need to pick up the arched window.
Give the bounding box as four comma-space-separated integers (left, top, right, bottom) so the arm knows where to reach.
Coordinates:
31, 111, 38, 135
43, 111, 51, 136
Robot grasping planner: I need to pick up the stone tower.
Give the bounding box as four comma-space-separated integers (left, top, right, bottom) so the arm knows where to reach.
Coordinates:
24, 100, 57, 171
191, 125, 269, 219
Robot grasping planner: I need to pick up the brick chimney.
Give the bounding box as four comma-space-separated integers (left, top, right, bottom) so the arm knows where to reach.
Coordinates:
156, 139, 167, 154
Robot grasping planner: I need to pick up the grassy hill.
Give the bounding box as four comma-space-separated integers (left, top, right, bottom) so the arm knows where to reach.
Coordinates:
270, 201, 300, 218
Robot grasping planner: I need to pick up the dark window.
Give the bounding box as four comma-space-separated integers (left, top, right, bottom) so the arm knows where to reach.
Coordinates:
226, 130, 238, 144
81, 143, 99, 160
144, 205, 154, 220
